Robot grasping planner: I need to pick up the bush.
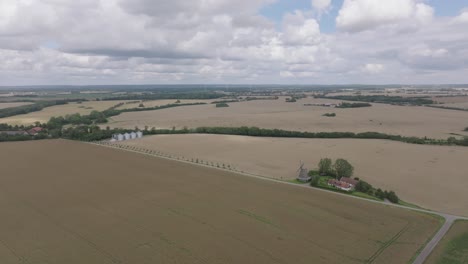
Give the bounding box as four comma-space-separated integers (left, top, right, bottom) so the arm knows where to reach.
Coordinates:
215, 103, 229, 108
355, 181, 373, 193
336, 102, 372, 108
322, 113, 336, 117
310, 175, 320, 187
375, 188, 385, 200
386, 191, 399, 203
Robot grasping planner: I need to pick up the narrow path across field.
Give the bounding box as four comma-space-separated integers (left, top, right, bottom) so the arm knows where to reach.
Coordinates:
90, 141, 468, 264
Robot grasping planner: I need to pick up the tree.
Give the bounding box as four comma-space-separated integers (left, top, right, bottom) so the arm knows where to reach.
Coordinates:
355, 181, 372, 194
375, 189, 385, 200
333, 159, 354, 178
310, 175, 320, 187
386, 191, 399, 203
318, 158, 333, 176
139, 103, 145, 107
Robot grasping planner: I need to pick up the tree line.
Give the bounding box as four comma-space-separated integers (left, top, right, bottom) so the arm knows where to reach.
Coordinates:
0, 99, 85, 118
336, 102, 372, 108
318, 95, 435, 105
100, 92, 224, 101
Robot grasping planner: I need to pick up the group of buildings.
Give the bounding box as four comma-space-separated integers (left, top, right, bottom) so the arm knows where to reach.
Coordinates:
110, 131, 143, 142
0, 127, 44, 136
327, 177, 359, 192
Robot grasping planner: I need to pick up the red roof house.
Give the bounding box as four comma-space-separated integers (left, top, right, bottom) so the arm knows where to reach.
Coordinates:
339, 177, 359, 187
27, 127, 44, 136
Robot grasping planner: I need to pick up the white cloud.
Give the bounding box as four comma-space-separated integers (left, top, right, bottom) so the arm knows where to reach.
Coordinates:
336, 0, 433, 32
453, 11, 468, 23
311, 0, 332, 14
282, 11, 321, 45
361, 63, 384, 74
0, 0, 467, 85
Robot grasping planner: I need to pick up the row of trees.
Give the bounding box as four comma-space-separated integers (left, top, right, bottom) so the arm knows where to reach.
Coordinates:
320, 95, 435, 105
354, 180, 399, 203
336, 102, 372, 108
190, 126, 468, 146
101, 92, 224, 101
0, 99, 84, 118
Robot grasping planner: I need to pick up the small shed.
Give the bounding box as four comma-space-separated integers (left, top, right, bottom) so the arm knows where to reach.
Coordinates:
123, 133, 131, 140
130, 132, 137, 139
117, 134, 124, 141
136, 131, 143, 138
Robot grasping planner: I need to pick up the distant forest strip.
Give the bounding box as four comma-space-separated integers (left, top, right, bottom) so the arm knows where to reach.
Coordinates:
100, 92, 224, 101
318, 95, 435, 105
0, 99, 85, 119
425, 105, 468, 112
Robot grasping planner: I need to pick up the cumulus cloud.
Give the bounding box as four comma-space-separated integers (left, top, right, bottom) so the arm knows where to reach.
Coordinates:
336, 0, 434, 32
361, 63, 384, 74
311, 0, 332, 15
0, 0, 467, 85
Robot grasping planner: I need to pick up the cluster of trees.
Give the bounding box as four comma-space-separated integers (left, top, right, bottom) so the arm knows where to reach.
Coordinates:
354, 180, 399, 203
318, 158, 354, 178
0, 99, 84, 118
211, 99, 239, 104
215, 103, 230, 108
322, 113, 336, 117
321, 95, 434, 105
285, 97, 297, 103
336, 102, 372, 108
60, 125, 128, 141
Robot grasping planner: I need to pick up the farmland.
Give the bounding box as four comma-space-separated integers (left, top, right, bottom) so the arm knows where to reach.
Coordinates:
107, 97, 468, 139
117, 134, 468, 217
0, 140, 440, 264
0, 102, 33, 109
0, 101, 127, 125
426, 220, 468, 264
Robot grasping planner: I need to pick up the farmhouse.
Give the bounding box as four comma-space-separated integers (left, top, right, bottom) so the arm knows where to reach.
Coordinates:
27, 127, 43, 136
340, 177, 359, 187
328, 179, 353, 192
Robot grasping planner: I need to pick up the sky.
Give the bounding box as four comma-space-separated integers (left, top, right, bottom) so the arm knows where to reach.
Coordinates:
0, 0, 468, 85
